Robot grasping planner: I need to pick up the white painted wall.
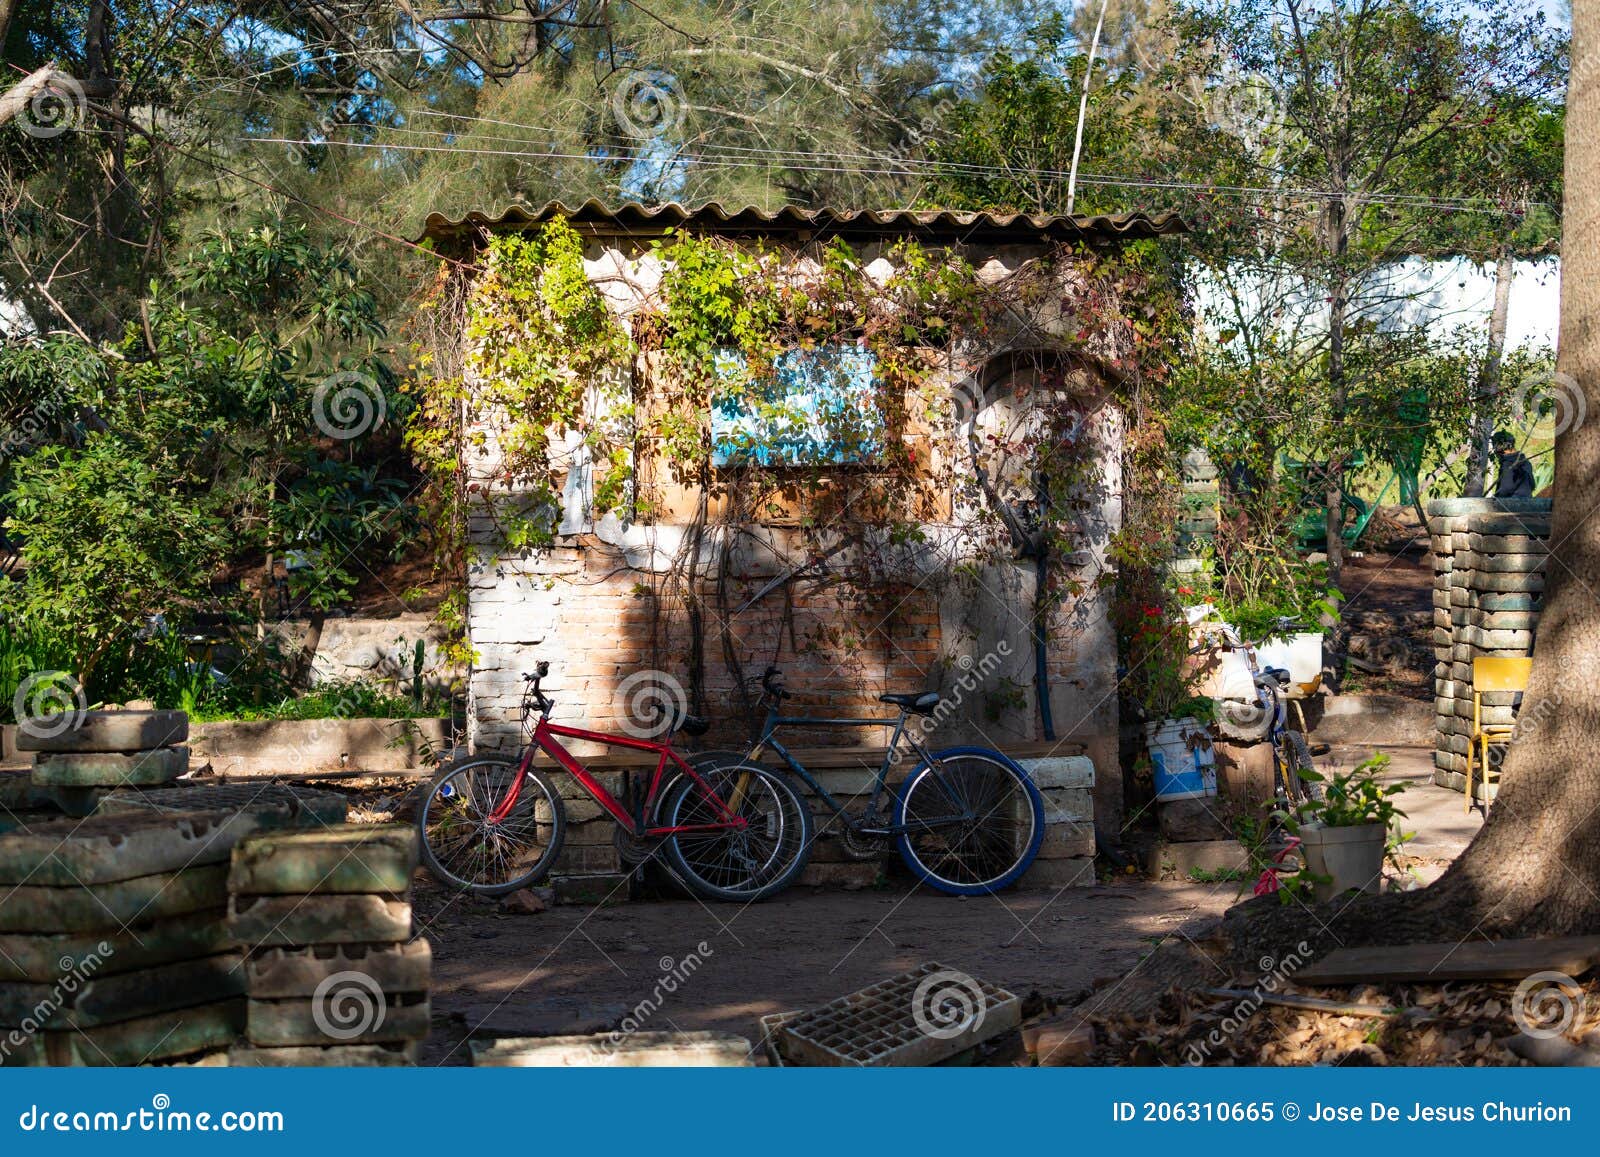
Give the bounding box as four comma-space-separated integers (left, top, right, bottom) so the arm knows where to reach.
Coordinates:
1194, 257, 1560, 352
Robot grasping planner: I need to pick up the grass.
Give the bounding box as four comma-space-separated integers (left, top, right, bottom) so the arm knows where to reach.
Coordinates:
188, 679, 450, 722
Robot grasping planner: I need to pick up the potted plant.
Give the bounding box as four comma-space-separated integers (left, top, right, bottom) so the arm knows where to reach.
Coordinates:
1279, 753, 1409, 903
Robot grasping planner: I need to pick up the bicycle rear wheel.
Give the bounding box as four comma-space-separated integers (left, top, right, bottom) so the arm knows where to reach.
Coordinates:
1283, 731, 1323, 801
418, 756, 566, 895
659, 763, 812, 902
894, 746, 1044, 895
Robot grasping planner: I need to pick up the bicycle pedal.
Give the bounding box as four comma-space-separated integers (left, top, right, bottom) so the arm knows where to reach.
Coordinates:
1308, 742, 1331, 757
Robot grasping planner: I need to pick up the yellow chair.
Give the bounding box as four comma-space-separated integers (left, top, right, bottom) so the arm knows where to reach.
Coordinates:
1464, 656, 1533, 813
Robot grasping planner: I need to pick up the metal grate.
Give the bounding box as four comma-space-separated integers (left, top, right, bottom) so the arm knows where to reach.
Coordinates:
775, 962, 1019, 1067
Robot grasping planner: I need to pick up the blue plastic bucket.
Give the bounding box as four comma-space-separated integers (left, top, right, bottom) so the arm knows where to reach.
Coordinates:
1145, 719, 1217, 802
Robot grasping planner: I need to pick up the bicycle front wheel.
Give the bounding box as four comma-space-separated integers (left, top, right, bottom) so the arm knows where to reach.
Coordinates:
894, 747, 1044, 895
418, 756, 566, 895
659, 763, 812, 902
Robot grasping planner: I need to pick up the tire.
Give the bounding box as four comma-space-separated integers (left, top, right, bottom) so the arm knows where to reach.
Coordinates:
659, 763, 812, 902
1285, 731, 1322, 801
418, 755, 566, 896
893, 746, 1045, 895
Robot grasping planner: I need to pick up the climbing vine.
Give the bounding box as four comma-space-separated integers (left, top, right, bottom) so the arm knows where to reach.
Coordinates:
406, 218, 1191, 723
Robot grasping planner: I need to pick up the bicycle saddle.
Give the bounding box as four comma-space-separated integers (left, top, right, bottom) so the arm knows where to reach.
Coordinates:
677, 714, 710, 737
880, 690, 942, 714
1257, 667, 1292, 687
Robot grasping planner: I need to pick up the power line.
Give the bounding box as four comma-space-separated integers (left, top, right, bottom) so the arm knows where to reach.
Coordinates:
232, 132, 1554, 217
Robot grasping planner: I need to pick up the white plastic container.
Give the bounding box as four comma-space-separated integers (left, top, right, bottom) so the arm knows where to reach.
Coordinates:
1255, 632, 1324, 697
1144, 719, 1217, 801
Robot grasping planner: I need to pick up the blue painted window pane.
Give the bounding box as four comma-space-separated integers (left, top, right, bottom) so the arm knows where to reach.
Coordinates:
710, 345, 883, 466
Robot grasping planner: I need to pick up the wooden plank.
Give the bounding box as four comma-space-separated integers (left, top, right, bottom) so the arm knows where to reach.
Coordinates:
1295, 936, 1600, 985
1201, 988, 1426, 1020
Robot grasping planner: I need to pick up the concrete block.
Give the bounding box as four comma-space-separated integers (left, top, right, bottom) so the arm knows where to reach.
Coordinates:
1157, 798, 1230, 843
1019, 756, 1095, 790
1038, 822, 1095, 859
552, 873, 633, 906
229, 824, 418, 896
1023, 1016, 1095, 1066
0, 810, 264, 886
0, 999, 243, 1068
15, 710, 188, 754
0, 953, 244, 1029
31, 746, 188, 787
228, 894, 413, 946
1040, 786, 1092, 824
95, 783, 350, 828
244, 940, 431, 999
0, 769, 53, 811
1148, 838, 1249, 879
228, 1042, 419, 1067
0, 865, 230, 933
470, 1030, 753, 1067
0, 909, 232, 983
1019, 856, 1095, 888
798, 862, 882, 890
247, 995, 430, 1047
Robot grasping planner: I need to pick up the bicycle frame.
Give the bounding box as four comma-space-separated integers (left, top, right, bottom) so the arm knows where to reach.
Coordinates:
741, 704, 967, 836
487, 716, 748, 839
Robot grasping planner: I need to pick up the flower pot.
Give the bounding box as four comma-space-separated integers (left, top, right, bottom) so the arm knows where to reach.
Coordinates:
1297, 821, 1386, 903
1144, 718, 1216, 802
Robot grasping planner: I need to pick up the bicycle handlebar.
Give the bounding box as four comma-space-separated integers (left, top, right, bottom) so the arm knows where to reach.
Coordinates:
522, 663, 554, 716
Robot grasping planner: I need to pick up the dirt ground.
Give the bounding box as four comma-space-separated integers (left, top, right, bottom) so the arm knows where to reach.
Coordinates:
413, 874, 1240, 1064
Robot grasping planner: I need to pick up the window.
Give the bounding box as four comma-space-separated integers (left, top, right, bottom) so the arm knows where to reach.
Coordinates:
710, 344, 884, 466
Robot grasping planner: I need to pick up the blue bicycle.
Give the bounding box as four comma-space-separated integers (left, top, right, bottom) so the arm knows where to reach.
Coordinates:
699, 667, 1046, 895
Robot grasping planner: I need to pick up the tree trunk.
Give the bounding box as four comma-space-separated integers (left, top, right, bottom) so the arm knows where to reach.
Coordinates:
1464, 249, 1516, 497
1324, 272, 1347, 584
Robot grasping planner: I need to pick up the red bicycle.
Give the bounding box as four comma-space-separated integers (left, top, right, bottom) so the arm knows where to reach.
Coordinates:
417, 663, 813, 901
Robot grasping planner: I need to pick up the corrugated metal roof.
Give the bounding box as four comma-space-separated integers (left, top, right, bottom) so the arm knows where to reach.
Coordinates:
420, 199, 1188, 246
